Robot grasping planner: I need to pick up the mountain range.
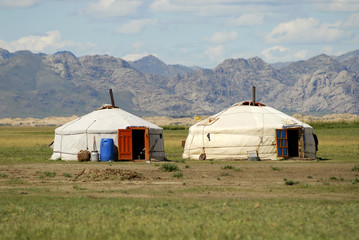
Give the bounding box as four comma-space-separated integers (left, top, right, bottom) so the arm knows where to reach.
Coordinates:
0, 48, 358, 118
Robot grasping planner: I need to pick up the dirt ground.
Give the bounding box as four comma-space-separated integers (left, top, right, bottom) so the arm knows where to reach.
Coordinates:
1, 161, 358, 200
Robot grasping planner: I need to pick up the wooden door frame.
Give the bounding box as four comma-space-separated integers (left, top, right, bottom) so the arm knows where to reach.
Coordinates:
275, 127, 304, 159
130, 127, 149, 161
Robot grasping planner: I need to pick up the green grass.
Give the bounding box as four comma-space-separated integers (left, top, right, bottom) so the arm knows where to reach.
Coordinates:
0, 146, 54, 164
163, 129, 188, 162
160, 125, 189, 130
0, 124, 359, 239
0, 126, 55, 147
309, 121, 359, 129
0, 123, 357, 164
313, 126, 359, 162
173, 171, 184, 178
220, 172, 230, 176
0, 196, 357, 240
271, 166, 281, 171
37, 171, 56, 178
0, 126, 55, 164
63, 172, 72, 178
221, 165, 241, 172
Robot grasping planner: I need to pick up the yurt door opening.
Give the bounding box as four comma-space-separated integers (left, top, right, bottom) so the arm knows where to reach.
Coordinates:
276, 128, 304, 158
117, 127, 150, 161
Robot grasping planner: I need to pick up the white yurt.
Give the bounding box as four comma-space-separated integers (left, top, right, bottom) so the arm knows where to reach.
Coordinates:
51, 105, 165, 161
182, 101, 317, 161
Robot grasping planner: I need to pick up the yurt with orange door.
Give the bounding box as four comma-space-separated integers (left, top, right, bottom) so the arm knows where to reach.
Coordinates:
182, 101, 317, 161
51, 105, 166, 161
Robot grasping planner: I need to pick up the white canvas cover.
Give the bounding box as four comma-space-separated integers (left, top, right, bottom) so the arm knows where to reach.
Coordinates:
183, 102, 316, 160
51, 108, 165, 161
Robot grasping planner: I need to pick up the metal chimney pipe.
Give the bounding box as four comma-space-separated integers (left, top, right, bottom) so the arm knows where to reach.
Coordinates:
252, 86, 256, 106
109, 88, 115, 108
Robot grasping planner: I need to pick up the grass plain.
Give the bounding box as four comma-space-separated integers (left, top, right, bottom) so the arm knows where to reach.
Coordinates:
0, 123, 358, 239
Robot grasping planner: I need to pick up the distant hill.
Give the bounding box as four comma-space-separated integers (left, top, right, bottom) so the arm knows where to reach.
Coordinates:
336, 49, 359, 62
0, 48, 358, 117
270, 61, 292, 70
129, 55, 199, 78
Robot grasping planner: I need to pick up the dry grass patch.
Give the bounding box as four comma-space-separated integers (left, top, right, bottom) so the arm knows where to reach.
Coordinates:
72, 168, 143, 181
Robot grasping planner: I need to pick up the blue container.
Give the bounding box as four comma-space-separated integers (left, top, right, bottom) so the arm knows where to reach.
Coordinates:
100, 138, 114, 161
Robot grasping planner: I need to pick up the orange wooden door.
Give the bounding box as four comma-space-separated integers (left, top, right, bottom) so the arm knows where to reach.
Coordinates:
118, 129, 132, 160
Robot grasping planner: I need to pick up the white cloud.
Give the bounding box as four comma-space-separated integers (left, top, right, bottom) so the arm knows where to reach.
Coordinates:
0, 0, 42, 8
0, 31, 100, 56
320, 46, 336, 56
319, 46, 349, 56
343, 13, 359, 28
203, 31, 238, 44
150, 0, 189, 12
180, 48, 188, 53
132, 41, 145, 49
116, 19, 158, 35
0, 31, 74, 53
204, 45, 224, 61
313, 0, 359, 12
150, 0, 264, 16
266, 18, 344, 44
261, 46, 308, 62
81, 0, 142, 18
228, 14, 264, 27
190, 3, 244, 17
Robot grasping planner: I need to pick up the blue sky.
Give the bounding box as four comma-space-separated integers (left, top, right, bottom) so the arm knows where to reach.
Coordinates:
0, 0, 358, 68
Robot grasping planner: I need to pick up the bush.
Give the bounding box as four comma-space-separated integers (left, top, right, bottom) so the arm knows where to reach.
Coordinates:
44, 171, 56, 177
173, 171, 183, 178
352, 165, 359, 172
330, 176, 343, 181
63, 172, 72, 178
284, 178, 299, 186
161, 163, 180, 172
174, 159, 186, 163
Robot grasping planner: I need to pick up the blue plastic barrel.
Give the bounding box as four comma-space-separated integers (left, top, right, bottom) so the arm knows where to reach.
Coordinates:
100, 138, 114, 161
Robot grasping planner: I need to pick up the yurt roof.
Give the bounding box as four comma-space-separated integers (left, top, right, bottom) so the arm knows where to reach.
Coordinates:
55, 107, 161, 134
192, 101, 311, 131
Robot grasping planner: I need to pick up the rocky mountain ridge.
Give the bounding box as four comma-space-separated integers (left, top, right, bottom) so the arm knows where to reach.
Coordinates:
128, 55, 198, 77
0, 48, 358, 117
